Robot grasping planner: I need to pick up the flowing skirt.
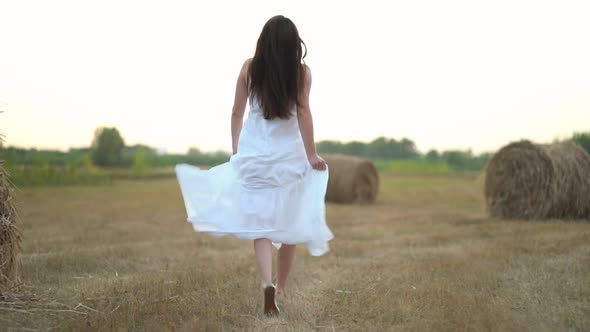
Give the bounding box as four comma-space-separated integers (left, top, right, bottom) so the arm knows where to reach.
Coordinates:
175, 106, 333, 256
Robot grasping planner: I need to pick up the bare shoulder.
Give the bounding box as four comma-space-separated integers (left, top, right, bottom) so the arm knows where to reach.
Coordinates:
303, 64, 312, 85
242, 58, 252, 72
239, 58, 252, 79
303, 64, 311, 77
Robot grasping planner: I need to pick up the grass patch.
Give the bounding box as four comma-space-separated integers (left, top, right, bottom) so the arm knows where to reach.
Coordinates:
2, 174, 588, 330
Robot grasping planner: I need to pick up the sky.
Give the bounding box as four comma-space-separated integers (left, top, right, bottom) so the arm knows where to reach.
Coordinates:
1, 0, 589, 154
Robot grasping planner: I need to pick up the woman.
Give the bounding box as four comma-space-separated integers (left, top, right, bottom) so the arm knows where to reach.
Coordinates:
176, 15, 332, 317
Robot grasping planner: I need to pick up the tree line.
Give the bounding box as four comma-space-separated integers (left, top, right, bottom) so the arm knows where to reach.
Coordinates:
2, 127, 230, 169
317, 136, 492, 171
2, 127, 589, 175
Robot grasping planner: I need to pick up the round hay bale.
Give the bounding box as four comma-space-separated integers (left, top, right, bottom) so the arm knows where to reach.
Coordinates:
0, 145, 21, 288
484, 140, 590, 220
323, 154, 379, 204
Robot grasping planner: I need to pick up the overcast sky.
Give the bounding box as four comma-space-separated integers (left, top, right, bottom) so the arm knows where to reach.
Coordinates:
1, 0, 589, 154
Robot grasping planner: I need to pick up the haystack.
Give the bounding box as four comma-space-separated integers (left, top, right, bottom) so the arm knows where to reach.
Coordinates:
323, 154, 379, 204
484, 140, 590, 220
0, 139, 21, 288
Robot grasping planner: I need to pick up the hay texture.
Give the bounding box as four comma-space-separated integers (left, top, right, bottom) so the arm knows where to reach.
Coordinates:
323, 154, 379, 204
484, 140, 590, 220
0, 146, 21, 287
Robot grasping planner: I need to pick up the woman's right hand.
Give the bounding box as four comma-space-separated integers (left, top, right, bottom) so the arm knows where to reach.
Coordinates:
308, 154, 327, 171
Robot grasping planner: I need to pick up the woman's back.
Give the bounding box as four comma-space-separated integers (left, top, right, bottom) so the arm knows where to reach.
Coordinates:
230, 93, 309, 189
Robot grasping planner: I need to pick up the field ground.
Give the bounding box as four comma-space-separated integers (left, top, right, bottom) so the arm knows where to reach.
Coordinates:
1, 173, 589, 331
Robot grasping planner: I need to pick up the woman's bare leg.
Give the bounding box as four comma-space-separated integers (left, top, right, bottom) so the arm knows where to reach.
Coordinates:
254, 238, 279, 316
253, 238, 273, 285
277, 244, 296, 295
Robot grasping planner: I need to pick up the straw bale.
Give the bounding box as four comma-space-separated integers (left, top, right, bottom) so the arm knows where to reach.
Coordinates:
484, 140, 590, 220
0, 139, 21, 288
323, 154, 379, 204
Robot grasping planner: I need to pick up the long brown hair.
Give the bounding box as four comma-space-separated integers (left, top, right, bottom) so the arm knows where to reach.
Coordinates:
249, 15, 307, 120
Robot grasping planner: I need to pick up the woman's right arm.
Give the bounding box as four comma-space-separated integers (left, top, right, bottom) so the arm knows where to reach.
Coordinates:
297, 66, 327, 171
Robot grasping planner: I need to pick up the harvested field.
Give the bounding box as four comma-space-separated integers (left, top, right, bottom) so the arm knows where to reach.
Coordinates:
1, 173, 589, 331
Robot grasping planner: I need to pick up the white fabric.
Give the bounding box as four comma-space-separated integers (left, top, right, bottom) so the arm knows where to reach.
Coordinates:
175, 98, 333, 256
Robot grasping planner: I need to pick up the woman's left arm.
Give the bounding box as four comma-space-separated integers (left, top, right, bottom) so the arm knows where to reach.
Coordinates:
231, 59, 251, 154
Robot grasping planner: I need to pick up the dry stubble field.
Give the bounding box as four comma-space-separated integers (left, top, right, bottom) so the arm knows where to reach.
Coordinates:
1, 173, 589, 331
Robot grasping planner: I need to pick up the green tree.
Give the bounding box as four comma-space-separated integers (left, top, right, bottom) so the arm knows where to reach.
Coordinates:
425, 149, 439, 162
342, 141, 366, 157
317, 140, 342, 154
399, 138, 419, 159
91, 127, 125, 167
442, 150, 469, 170
83, 154, 98, 174
187, 147, 202, 156
367, 137, 390, 159
572, 132, 590, 154
131, 146, 148, 176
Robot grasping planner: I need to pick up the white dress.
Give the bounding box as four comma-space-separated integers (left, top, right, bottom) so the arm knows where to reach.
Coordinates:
175, 97, 333, 256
